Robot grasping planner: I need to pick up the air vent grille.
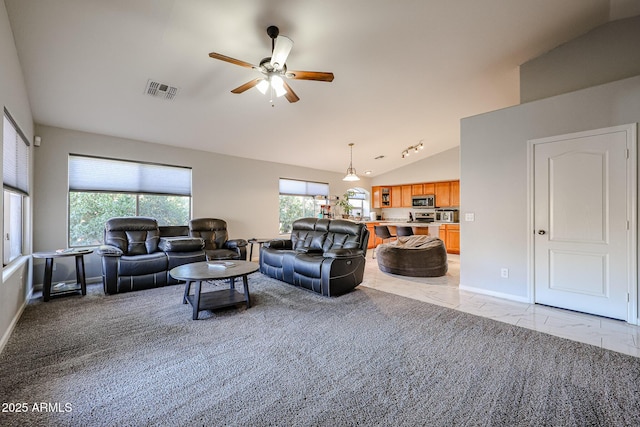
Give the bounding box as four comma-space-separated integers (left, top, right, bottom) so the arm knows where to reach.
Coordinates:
145, 79, 179, 100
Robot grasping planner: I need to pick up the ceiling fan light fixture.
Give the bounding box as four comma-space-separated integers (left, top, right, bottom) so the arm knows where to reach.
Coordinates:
271, 75, 286, 97
256, 79, 269, 94
343, 143, 360, 181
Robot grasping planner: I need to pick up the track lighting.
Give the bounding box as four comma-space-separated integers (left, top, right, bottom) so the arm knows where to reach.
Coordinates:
401, 141, 424, 159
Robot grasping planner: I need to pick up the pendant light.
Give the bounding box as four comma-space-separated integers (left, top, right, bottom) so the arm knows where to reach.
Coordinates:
343, 143, 360, 181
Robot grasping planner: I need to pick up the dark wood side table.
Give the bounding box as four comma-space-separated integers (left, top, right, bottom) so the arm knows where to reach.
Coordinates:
247, 238, 271, 261
169, 260, 259, 320
32, 249, 94, 302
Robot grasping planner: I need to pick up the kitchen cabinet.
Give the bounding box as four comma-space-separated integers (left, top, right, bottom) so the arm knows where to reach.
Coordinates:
438, 224, 460, 254
366, 223, 378, 249
411, 184, 423, 196
391, 186, 402, 208
401, 185, 412, 207
381, 187, 391, 207
435, 182, 451, 207
423, 183, 435, 195
372, 186, 381, 208
450, 180, 460, 207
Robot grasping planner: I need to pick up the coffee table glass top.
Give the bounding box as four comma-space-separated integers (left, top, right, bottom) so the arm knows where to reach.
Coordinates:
170, 260, 258, 281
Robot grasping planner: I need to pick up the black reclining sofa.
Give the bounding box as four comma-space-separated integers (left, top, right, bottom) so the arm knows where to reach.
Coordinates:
97, 217, 206, 294
259, 218, 369, 296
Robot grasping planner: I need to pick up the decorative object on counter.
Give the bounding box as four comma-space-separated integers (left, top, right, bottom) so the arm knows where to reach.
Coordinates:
372, 225, 396, 258
336, 190, 355, 218
401, 140, 424, 158
376, 235, 448, 277
342, 143, 360, 181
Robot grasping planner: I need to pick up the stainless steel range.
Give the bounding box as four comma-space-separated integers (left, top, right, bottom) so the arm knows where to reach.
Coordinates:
413, 210, 435, 223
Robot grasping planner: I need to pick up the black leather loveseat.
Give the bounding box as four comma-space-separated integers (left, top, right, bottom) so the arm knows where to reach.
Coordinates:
97, 217, 206, 294
259, 218, 369, 296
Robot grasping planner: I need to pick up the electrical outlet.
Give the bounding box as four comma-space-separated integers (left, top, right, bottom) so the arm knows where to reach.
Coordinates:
500, 268, 509, 279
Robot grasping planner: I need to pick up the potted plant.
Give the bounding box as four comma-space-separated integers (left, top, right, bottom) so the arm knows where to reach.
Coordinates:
337, 191, 355, 218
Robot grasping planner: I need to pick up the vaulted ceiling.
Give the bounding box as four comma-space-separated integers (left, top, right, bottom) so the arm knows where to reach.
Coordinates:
5, 0, 622, 176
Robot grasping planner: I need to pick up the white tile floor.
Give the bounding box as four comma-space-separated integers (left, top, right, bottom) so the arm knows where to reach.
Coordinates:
361, 254, 640, 358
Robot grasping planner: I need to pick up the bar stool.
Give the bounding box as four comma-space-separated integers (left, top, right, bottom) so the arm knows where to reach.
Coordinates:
396, 226, 414, 237
373, 225, 396, 259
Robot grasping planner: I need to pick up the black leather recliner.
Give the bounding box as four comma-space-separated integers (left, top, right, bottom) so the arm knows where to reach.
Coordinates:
97, 217, 206, 294
189, 218, 248, 260
259, 218, 369, 296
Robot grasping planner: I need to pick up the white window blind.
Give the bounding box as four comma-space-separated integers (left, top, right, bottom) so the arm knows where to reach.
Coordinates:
279, 178, 329, 196
69, 155, 192, 196
3, 111, 30, 194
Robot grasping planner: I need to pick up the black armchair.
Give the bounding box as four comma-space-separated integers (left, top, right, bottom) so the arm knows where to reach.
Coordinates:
189, 218, 248, 260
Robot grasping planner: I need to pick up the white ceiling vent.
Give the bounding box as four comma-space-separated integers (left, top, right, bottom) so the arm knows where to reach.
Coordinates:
144, 79, 179, 100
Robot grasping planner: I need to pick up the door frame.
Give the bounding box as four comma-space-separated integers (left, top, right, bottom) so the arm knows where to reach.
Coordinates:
526, 124, 638, 324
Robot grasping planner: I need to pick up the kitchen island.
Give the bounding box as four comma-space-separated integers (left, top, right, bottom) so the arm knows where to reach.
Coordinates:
365, 221, 459, 254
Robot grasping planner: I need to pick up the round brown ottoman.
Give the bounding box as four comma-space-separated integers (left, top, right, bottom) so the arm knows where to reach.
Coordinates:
376, 236, 448, 277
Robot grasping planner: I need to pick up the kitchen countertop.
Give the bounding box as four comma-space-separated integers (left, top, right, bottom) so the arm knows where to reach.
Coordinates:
362, 221, 459, 227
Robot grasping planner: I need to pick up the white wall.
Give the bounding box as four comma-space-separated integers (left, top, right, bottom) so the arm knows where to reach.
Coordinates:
0, 0, 34, 352
371, 146, 460, 186
460, 75, 640, 302
32, 124, 371, 282
520, 15, 640, 103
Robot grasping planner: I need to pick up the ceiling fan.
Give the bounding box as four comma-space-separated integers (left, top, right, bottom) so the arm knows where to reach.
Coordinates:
208, 26, 334, 103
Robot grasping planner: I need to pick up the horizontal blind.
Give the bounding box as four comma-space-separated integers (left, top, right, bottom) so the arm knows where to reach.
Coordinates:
3, 112, 30, 194
279, 178, 329, 196
69, 155, 191, 196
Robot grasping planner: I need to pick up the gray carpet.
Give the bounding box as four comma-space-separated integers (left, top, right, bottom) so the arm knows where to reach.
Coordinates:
1, 273, 639, 427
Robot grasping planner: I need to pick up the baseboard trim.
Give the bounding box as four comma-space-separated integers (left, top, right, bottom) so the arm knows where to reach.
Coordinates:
459, 283, 530, 304
0, 288, 31, 355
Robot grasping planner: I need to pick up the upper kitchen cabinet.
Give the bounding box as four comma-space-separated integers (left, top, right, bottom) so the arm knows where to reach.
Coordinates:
401, 185, 412, 207
450, 180, 460, 206
372, 186, 381, 208
434, 182, 451, 207
391, 186, 402, 208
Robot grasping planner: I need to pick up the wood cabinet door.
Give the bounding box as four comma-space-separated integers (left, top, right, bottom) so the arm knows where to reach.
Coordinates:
391, 186, 402, 207
446, 224, 460, 254
411, 184, 423, 196
439, 225, 447, 243
450, 180, 460, 207
366, 224, 377, 249
372, 186, 381, 208
423, 183, 435, 195
435, 182, 451, 207
401, 185, 412, 207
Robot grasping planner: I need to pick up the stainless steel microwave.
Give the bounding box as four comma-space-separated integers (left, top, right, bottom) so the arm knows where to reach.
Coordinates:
412, 195, 435, 209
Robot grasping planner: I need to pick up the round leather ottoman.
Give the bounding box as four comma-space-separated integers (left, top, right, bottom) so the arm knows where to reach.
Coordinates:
376, 236, 448, 277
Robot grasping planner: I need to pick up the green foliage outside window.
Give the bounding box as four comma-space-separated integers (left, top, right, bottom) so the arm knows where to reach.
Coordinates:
279, 195, 316, 234
69, 192, 190, 247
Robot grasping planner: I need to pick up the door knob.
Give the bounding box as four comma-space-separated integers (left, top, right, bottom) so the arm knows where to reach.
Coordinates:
538, 230, 546, 235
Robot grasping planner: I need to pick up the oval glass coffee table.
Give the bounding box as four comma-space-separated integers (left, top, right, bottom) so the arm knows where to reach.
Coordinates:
169, 260, 259, 320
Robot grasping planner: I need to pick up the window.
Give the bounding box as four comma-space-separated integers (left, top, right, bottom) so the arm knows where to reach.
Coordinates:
345, 187, 370, 219
279, 178, 329, 234
68, 155, 192, 247
3, 110, 29, 265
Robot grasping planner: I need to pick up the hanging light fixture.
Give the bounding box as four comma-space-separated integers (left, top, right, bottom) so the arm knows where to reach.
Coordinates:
343, 143, 360, 181
401, 140, 424, 159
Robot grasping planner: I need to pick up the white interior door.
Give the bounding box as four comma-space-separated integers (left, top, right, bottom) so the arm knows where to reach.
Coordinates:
533, 125, 636, 320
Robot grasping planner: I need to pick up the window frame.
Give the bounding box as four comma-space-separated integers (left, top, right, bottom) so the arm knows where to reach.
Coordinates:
3, 109, 30, 266
67, 155, 192, 247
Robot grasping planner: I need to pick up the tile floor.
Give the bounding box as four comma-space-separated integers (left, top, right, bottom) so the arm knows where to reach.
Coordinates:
361, 253, 640, 358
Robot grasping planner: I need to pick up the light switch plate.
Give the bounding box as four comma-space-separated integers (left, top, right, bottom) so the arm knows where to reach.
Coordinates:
465, 213, 475, 222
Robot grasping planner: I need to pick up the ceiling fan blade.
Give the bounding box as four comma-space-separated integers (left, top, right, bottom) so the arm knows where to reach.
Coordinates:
209, 52, 256, 69
285, 70, 334, 82
281, 80, 300, 103
270, 36, 293, 70
231, 78, 263, 94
